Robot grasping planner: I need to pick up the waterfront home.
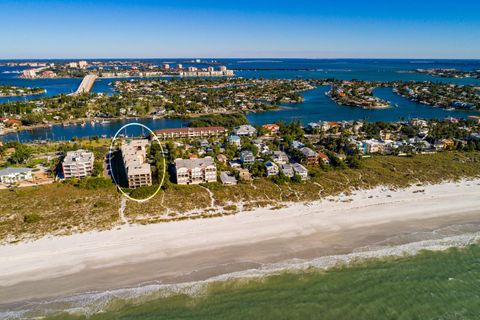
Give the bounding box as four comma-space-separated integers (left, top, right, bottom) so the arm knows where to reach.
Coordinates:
300, 147, 319, 165
228, 135, 241, 148
262, 123, 280, 135
220, 171, 237, 185
240, 150, 255, 165
265, 161, 279, 177
410, 119, 428, 127
121, 140, 152, 188
155, 126, 227, 140
272, 151, 289, 165
62, 149, 95, 179
174, 156, 217, 185
280, 163, 294, 177
292, 163, 309, 180
0, 167, 33, 184
233, 125, 257, 137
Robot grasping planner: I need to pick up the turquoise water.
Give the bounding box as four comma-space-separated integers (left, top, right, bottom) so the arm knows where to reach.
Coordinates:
38, 244, 480, 320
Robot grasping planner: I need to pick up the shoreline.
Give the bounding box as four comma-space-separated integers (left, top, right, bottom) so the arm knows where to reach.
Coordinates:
1, 178, 480, 315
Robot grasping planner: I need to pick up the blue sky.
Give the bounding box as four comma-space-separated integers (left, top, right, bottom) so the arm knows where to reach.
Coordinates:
1, 0, 479, 59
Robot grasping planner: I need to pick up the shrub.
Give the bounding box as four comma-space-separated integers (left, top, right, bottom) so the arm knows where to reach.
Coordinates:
24, 213, 41, 224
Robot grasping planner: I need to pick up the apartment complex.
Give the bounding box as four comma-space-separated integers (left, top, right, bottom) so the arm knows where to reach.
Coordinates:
155, 126, 227, 140
0, 167, 33, 184
62, 149, 94, 179
174, 156, 217, 185
121, 139, 152, 188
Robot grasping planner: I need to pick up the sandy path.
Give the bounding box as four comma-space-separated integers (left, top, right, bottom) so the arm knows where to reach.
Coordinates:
1, 179, 479, 306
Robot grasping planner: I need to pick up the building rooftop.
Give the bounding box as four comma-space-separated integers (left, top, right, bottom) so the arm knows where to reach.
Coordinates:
174, 156, 215, 170
64, 149, 94, 165
121, 140, 150, 175
0, 167, 32, 176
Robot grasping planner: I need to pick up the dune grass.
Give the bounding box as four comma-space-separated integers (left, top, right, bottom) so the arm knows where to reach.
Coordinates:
1, 152, 480, 243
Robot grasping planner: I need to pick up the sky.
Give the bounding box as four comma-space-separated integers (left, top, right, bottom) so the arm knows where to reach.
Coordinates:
1, 0, 480, 59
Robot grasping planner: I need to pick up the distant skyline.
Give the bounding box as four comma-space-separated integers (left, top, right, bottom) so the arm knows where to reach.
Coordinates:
1, 0, 480, 59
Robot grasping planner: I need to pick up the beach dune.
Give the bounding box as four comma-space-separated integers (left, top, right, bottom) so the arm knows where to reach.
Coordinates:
1, 179, 480, 308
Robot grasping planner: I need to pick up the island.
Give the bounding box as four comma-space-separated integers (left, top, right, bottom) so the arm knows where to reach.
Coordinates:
327, 80, 390, 109
0, 85, 45, 97
393, 81, 480, 110
415, 68, 480, 79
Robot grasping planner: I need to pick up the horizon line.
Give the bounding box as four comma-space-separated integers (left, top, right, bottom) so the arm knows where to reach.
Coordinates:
1, 57, 480, 61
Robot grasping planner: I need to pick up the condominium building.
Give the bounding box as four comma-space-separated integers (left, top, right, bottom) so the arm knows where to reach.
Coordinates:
0, 167, 33, 184
174, 156, 217, 185
78, 60, 88, 69
22, 68, 38, 79
62, 149, 94, 179
121, 139, 152, 188
155, 126, 227, 140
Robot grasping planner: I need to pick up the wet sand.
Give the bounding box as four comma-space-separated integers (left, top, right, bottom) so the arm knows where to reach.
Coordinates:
1, 179, 480, 309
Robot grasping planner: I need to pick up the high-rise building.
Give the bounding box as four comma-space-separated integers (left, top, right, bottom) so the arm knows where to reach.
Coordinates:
78, 60, 88, 69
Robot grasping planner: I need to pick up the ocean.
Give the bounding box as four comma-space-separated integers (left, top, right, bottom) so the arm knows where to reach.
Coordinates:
1, 59, 480, 142
3, 229, 480, 320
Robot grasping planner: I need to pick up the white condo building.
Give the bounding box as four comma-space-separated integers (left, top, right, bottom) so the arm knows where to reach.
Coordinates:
174, 157, 217, 185
62, 150, 94, 179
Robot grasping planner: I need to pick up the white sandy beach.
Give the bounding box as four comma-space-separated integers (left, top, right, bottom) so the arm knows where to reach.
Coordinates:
1, 179, 480, 311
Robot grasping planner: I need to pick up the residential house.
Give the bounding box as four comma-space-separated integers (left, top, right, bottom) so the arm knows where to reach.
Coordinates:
265, 161, 279, 177
300, 147, 318, 165
280, 163, 294, 177
240, 150, 255, 165
216, 154, 228, 163
220, 171, 237, 185
236, 168, 252, 181
272, 151, 289, 165
174, 156, 217, 185
233, 125, 257, 137
292, 163, 309, 180
291, 140, 305, 150
262, 123, 280, 135
228, 135, 241, 148
318, 152, 330, 165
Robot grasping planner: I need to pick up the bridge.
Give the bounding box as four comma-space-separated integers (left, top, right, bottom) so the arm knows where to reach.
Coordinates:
73, 74, 98, 95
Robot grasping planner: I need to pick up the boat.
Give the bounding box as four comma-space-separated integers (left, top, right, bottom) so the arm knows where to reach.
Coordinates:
62, 123, 70, 127
80, 122, 86, 127
101, 119, 111, 124
445, 107, 455, 111
91, 120, 96, 126
394, 103, 399, 108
